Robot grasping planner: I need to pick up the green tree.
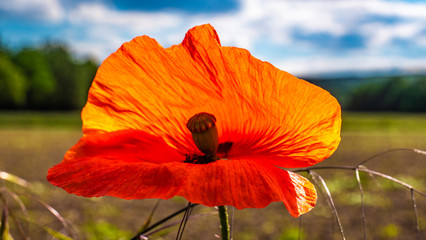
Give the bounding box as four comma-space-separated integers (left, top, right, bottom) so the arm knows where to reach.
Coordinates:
42, 44, 97, 110
43, 44, 77, 109
378, 77, 409, 111
0, 52, 27, 108
347, 81, 383, 111
399, 78, 426, 112
14, 48, 56, 109
348, 77, 412, 111
74, 59, 97, 108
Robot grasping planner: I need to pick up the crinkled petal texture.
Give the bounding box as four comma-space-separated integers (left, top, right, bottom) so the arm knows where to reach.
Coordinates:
83, 24, 341, 167
48, 24, 341, 217
47, 131, 316, 217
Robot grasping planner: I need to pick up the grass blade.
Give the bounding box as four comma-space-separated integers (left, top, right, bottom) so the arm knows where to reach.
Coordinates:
143, 212, 217, 238
176, 202, 193, 240
410, 189, 421, 240
356, 148, 425, 167
0, 171, 29, 188
43, 227, 73, 240
130, 204, 199, 240
358, 169, 426, 197
355, 168, 367, 240
139, 199, 161, 232
0, 188, 29, 239
309, 170, 346, 240
32, 198, 74, 238
1, 206, 10, 240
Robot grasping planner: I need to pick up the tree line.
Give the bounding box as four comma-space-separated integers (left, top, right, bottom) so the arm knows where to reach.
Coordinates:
306, 74, 426, 112
1, 43, 425, 111
346, 76, 426, 112
0, 43, 97, 110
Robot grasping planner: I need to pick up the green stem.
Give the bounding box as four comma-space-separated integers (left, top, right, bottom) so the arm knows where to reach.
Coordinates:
218, 206, 230, 240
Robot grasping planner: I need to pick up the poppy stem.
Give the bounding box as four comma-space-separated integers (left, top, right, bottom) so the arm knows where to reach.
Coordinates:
218, 205, 230, 240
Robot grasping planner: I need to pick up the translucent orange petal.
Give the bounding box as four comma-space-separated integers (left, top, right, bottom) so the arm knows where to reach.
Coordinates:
175, 160, 316, 217
82, 24, 340, 166
47, 131, 315, 216
47, 131, 184, 198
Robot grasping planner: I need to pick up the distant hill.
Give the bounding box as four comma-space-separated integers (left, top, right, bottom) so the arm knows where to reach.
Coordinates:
303, 72, 426, 111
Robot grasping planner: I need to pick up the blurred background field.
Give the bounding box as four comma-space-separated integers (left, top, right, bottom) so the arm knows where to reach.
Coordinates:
0, 34, 425, 240
0, 111, 425, 239
1, 0, 426, 239
0, 35, 425, 240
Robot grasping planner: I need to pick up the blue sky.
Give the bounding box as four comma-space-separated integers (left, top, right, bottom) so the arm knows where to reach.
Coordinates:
1, 0, 426, 76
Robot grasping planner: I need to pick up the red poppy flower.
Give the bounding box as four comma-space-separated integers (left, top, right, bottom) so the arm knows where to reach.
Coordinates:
47, 24, 341, 217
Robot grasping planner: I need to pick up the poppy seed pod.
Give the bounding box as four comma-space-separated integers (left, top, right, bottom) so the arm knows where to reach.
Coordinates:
186, 112, 219, 160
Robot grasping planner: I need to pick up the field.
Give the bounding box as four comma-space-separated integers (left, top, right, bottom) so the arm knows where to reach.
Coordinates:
0, 111, 425, 239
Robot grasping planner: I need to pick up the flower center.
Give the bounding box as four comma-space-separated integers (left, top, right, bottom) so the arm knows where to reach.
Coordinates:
185, 112, 234, 164
186, 112, 219, 162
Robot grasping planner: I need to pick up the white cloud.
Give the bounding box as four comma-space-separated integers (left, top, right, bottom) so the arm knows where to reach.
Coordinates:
197, 0, 350, 47
58, 0, 426, 75
68, 26, 129, 61
360, 0, 426, 19
68, 3, 183, 34
362, 22, 424, 47
186, 0, 426, 53
64, 2, 190, 56
278, 55, 426, 76
0, 0, 64, 22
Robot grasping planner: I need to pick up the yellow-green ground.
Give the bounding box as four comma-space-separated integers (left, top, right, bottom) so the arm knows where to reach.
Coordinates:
0, 112, 425, 239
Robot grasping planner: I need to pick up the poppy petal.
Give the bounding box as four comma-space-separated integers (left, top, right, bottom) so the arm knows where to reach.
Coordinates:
176, 160, 316, 217
48, 131, 315, 217
214, 46, 341, 167
47, 130, 185, 198
63, 130, 184, 164
81, 24, 340, 166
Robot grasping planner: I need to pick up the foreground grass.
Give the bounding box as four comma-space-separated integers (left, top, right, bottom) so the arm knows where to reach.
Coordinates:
0, 111, 425, 239
0, 111, 81, 129
342, 112, 426, 134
